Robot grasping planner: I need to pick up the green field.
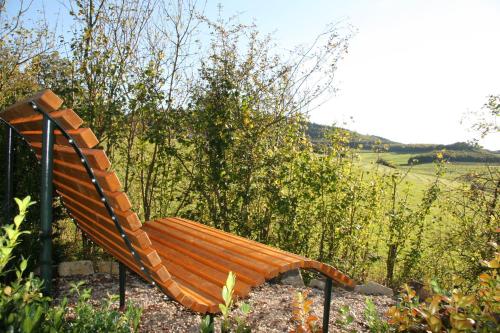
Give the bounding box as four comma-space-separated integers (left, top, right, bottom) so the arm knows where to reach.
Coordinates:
357, 151, 500, 199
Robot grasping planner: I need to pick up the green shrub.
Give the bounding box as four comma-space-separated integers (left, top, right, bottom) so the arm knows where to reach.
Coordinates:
376, 158, 397, 168
386, 245, 499, 332
0, 196, 66, 332
0, 196, 142, 332
64, 281, 142, 333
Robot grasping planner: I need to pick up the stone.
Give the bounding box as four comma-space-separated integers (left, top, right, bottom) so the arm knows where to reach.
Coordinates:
354, 281, 394, 296
279, 269, 304, 287
308, 278, 326, 290
95, 261, 120, 275
58, 261, 94, 276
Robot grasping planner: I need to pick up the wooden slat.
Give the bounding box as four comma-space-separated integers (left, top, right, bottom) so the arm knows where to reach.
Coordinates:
44, 158, 121, 192
9, 109, 83, 131
167, 265, 223, 304
67, 198, 150, 247
158, 218, 298, 270
144, 221, 279, 278
152, 240, 251, 296
22, 128, 99, 149
1, 89, 63, 121
145, 230, 264, 286
169, 217, 303, 264
53, 170, 130, 211
66, 202, 161, 268
58, 187, 141, 231
31, 142, 111, 170
78, 222, 171, 284
175, 217, 306, 262
57, 177, 130, 212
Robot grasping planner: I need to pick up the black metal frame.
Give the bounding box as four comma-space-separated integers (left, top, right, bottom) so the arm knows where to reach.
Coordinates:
3, 126, 14, 224
2, 101, 336, 332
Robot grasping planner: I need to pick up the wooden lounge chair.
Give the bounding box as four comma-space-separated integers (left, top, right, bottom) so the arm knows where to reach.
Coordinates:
0, 90, 355, 316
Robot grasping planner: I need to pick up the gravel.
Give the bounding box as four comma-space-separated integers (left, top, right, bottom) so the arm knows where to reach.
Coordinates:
53, 273, 394, 332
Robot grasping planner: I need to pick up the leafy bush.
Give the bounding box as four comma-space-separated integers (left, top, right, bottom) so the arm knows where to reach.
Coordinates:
0, 196, 65, 332
386, 245, 499, 332
0, 196, 142, 333
65, 281, 142, 333
376, 158, 397, 168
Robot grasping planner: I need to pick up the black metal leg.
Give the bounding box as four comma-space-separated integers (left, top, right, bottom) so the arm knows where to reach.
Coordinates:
4, 127, 14, 224
40, 114, 54, 296
119, 262, 126, 310
322, 277, 333, 333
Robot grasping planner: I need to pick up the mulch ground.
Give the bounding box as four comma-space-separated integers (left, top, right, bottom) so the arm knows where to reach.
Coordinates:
53, 273, 394, 332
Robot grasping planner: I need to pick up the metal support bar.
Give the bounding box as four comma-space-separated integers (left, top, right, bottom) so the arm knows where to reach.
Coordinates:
40, 114, 54, 296
119, 262, 126, 310
322, 277, 333, 333
4, 126, 14, 224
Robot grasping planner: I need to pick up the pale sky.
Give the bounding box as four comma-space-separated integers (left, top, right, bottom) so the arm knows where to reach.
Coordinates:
12, 0, 500, 149
206, 0, 500, 150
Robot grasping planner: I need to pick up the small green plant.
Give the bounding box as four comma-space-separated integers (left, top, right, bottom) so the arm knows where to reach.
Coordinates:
199, 314, 214, 333
65, 281, 142, 332
335, 304, 355, 332
201, 271, 251, 333
290, 290, 321, 333
0, 196, 35, 272
364, 297, 390, 333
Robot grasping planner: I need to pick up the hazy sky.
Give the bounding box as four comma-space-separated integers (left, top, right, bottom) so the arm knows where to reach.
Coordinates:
13, 0, 500, 149
206, 0, 500, 150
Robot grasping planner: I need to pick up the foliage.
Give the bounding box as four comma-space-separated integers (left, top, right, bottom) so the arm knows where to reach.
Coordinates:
0, 196, 142, 332
290, 290, 321, 333
386, 246, 499, 332
364, 298, 390, 333
335, 305, 355, 332
376, 158, 397, 169
65, 281, 142, 333
0, 196, 66, 332
409, 150, 500, 165
201, 271, 251, 333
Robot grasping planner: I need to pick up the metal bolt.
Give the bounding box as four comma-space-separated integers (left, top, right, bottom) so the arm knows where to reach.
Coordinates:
101, 197, 105, 202
81, 158, 85, 163
92, 179, 96, 183
69, 139, 73, 144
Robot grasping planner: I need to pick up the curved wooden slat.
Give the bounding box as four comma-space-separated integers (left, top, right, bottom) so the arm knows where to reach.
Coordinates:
22, 128, 99, 148
2, 89, 62, 121
10, 109, 83, 131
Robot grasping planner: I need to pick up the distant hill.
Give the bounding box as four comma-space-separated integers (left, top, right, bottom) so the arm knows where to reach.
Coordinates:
307, 122, 395, 148
306, 122, 500, 164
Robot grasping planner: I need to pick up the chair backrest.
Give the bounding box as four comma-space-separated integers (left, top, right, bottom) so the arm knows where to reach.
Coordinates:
0, 89, 172, 286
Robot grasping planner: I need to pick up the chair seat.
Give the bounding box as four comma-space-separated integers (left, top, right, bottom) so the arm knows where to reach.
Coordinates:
142, 217, 354, 313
